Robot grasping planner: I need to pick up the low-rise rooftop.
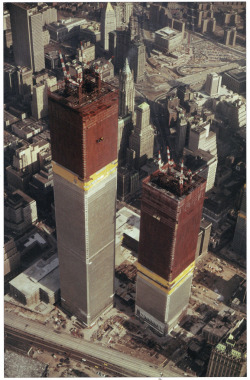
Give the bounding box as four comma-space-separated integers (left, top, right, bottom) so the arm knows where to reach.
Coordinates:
156, 26, 180, 38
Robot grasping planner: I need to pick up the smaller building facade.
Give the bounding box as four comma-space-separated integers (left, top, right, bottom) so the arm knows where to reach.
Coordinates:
222, 68, 246, 94
155, 26, 183, 53
205, 73, 222, 97
207, 319, 246, 377
4, 189, 38, 234
9, 254, 60, 306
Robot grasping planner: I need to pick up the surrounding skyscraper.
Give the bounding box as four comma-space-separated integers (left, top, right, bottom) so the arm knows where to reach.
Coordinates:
48, 71, 119, 325
9, 3, 45, 73
232, 184, 246, 256
32, 75, 57, 119
205, 72, 222, 96
223, 26, 237, 46
207, 318, 246, 377
127, 102, 154, 169
129, 41, 146, 83
128, 13, 139, 41
113, 2, 133, 27
135, 159, 206, 335
175, 113, 188, 155
119, 58, 135, 118
101, 2, 116, 51
110, 28, 131, 73
186, 121, 217, 192
117, 59, 135, 165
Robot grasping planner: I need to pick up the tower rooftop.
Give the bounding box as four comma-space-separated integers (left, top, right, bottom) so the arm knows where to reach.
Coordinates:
145, 163, 206, 199
48, 70, 118, 110
106, 2, 114, 12
122, 58, 131, 74
137, 102, 149, 111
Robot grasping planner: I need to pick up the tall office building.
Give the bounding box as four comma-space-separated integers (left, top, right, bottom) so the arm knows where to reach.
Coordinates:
175, 113, 188, 155
186, 121, 217, 192
232, 184, 246, 256
48, 71, 119, 325
118, 59, 135, 165
9, 3, 45, 73
205, 72, 222, 96
207, 318, 246, 377
101, 2, 116, 51
119, 58, 135, 118
32, 75, 57, 120
223, 27, 237, 47
135, 161, 206, 335
127, 102, 154, 169
129, 41, 146, 83
113, 3, 133, 27
128, 14, 139, 40
110, 28, 131, 73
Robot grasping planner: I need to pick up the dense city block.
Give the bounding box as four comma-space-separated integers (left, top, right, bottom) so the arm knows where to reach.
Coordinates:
4, 2, 246, 378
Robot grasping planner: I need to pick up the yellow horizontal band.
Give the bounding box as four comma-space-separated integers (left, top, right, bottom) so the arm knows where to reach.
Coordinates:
137, 263, 170, 287
171, 261, 195, 286
52, 160, 117, 191
138, 272, 170, 294
238, 212, 246, 220
137, 261, 195, 289
138, 270, 193, 295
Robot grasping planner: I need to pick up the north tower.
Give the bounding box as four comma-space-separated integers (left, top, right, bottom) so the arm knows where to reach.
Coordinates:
48, 72, 119, 325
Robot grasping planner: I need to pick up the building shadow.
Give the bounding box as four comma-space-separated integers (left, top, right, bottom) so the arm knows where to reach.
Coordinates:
193, 269, 244, 303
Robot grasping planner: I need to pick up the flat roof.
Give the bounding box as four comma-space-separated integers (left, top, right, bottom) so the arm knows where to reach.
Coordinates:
155, 26, 182, 39
5, 189, 34, 208
24, 254, 58, 282
12, 3, 37, 10
116, 207, 140, 243
137, 102, 149, 111
200, 218, 212, 229
10, 273, 39, 297
6, 165, 30, 178
39, 266, 60, 292
224, 68, 246, 82
157, 26, 177, 36
24, 233, 46, 248
9, 254, 59, 296
184, 149, 214, 170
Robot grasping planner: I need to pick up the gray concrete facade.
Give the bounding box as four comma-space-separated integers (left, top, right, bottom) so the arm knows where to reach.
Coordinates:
9, 3, 45, 73
135, 271, 193, 335
53, 168, 117, 325
101, 3, 116, 51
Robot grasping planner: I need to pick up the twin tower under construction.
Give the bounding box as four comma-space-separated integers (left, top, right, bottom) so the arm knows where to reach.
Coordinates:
49, 70, 206, 334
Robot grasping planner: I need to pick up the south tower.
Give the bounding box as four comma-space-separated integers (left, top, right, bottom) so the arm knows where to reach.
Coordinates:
135, 158, 206, 335
48, 71, 119, 325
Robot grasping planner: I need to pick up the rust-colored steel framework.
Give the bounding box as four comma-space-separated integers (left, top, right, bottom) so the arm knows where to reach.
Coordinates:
135, 160, 206, 334
139, 164, 206, 280
49, 70, 119, 180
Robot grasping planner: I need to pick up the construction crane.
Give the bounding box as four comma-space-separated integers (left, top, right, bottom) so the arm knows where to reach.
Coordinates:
179, 159, 184, 191
59, 50, 70, 80
156, 147, 205, 196
158, 150, 164, 171
60, 49, 86, 85
80, 41, 87, 68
